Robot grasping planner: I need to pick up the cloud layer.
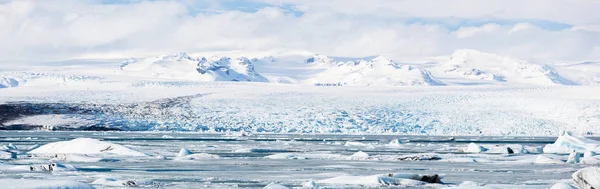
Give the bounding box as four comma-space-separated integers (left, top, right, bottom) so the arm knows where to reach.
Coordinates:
0, 0, 599, 62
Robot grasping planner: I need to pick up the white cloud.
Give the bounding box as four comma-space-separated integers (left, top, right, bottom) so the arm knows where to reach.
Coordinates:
0, 0, 599, 62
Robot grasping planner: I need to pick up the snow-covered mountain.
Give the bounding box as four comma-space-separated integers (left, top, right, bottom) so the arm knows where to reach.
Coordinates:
435, 50, 575, 85
0, 75, 19, 88
303, 56, 444, 86
119, 53, 268, 82
0, 49, 598, 88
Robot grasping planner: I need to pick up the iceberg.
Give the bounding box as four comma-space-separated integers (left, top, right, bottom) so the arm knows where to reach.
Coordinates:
543, 132, 600, 154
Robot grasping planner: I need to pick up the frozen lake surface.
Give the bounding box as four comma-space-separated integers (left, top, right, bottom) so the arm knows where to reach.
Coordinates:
0, 131, 587, 188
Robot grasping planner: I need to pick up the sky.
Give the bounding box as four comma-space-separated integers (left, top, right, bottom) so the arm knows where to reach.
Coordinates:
0, 0, 599, 62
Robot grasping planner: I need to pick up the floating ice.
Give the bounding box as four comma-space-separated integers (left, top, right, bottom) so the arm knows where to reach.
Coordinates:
301, 180, 319, 189
344, 141, 373, 147
567, 151, 582, 164
174, 148, 219, 160
263, 183, 289, 189
550, 183, 578, 189
464, 143, 488, 153
572, 167, 600, 189
92, 178, 162, 187
318, 173, 443, 187
346, 151, 372, 160
177, 148, 193, 157
29, 138, 149, 157
543, 132, 600, 154
265, 153, 346, 160
535, 155, 564, 164
0, 179, 95, 189
0, 163, 77, 172
388, 139, 403, 147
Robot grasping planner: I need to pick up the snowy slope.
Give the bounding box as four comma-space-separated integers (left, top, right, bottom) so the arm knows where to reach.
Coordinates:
0, 72, 105, 88
303, 55, 444, 86
555, 61, 600, 85
119, 53, 268, 82
0, 75, 20, 88
433, 50, 575, 85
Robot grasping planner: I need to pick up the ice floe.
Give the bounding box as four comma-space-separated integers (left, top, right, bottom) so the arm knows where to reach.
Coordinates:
318, 173, 443, 187
29, 138, 149, 157
344, 141, 374, 148
263, 183, 289, 189
535, 155, 564, 164
265, 153, 346, 160
0, 179, 95, 189
174, 148, 220, 160
91, 178, 163, 187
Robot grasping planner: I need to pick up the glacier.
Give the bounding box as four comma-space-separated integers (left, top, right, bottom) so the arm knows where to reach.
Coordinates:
1, 49, 600, 135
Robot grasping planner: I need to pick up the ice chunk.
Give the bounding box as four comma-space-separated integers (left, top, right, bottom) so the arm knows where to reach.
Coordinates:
567, 151, 582, 164
543, 132, 600, 154
174, 153, 220, 160
344, 141, 372, 147
572, 167, 600, 189
174, 148, 219, 160
388, 139, 403, 146
346, 151, 372, 160
0, 179, 95, 189
263, 183, 289, 189
301, 180, 319, 188
92, 178, 162, 187
29, 138, 149, 157
464, 143, 488, 153
550, 183, 578, 189
535, 155, 564, 164
318, 173, 442, 186
177, 148, 193, 157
